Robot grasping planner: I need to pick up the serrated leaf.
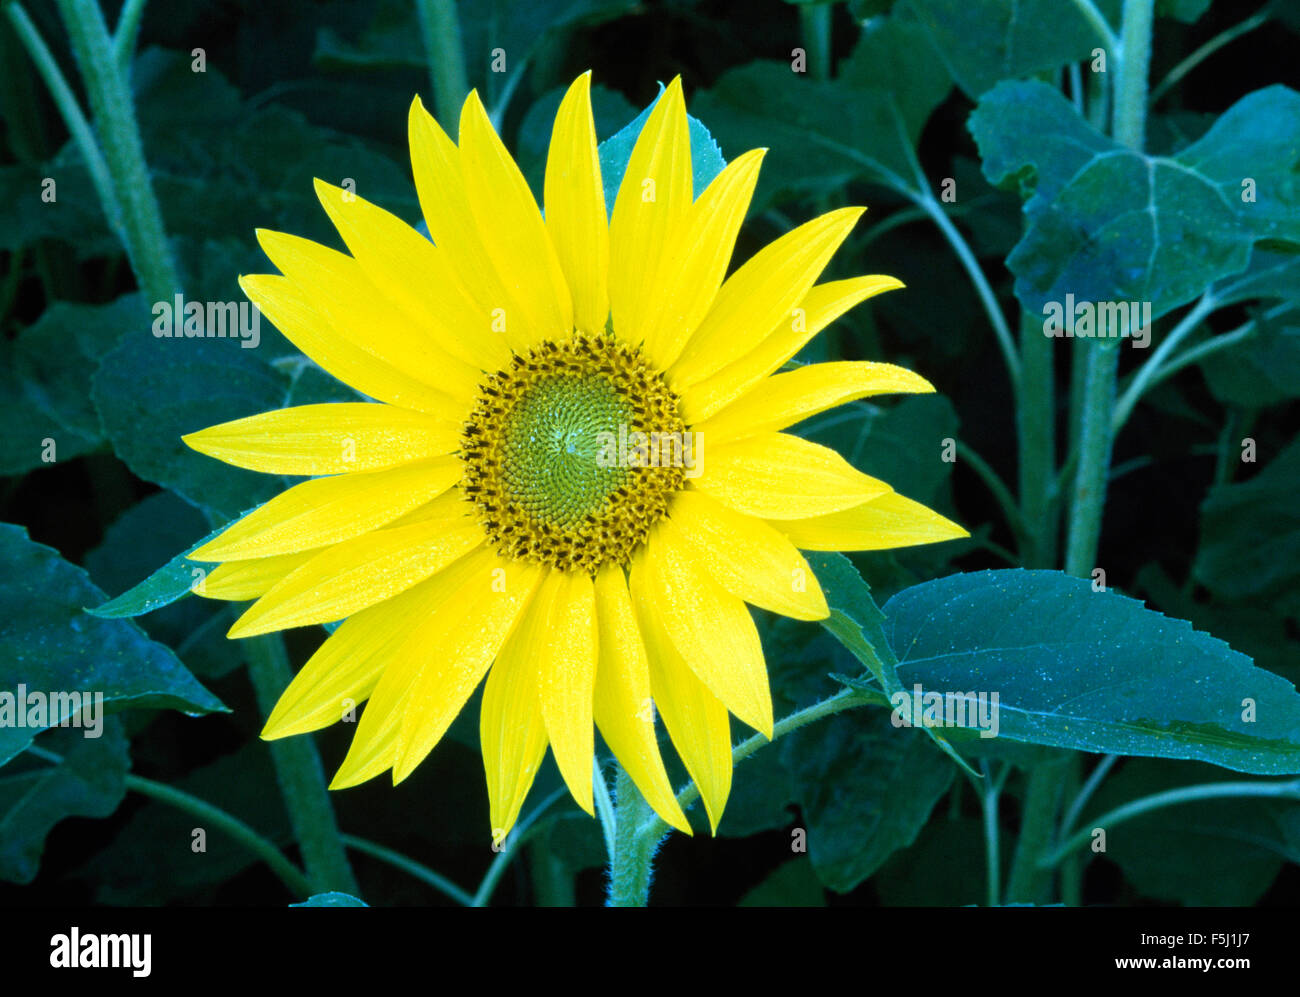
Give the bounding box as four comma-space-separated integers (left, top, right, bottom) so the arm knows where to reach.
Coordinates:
883, 568, 1300, 773
0, 524, 227, 766
290, 891, 368, 907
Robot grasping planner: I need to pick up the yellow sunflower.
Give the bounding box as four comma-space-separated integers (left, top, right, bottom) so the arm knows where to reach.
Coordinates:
183, 73, 967, 844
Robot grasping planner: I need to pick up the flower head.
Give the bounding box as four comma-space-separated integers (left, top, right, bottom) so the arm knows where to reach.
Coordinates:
184, 73, 967, 842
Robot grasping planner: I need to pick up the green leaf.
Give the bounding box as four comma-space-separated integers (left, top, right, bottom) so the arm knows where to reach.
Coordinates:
1156, 0, 1213, 22
1200, 318, 1300, 408
970, 81, 1300, 322
1083, 759, 1300, 905
291, 891, 368, 907
904, 0, 1120, 99
92, 328, 288, 521
0, 295, 144, 476
883, 568, 1300, 774
0, 721, 129, 884
783, 709, 955, 892
596, 88, 726, 216
738, 857, 826, 906
1194, 438, 1300, 616
0, 524, 227, 766
873, 816, 991, 905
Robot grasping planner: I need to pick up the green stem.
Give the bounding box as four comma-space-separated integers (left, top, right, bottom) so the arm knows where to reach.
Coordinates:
243, 631, 359, 895
593, 758, 617, 864
415, 0, 469, 129
1041, 778, 1300, 869
4, 2, 122, 234
471, 786, 568, 907
1112, 292, 1216, 433
1004, 756, 1066, 903
1149, 10, 1269, 105
1017, 310, 1057, 567
340, 833, 473, 905
56, 0, 178, 304
799, 2, 832, 80
956, 441, 1029, 550
912, 192, 1020, 389
608, 765, 658, 907
1067, 0, 1118, 51
970, 761, 1009, 906
111, 0, 147, 71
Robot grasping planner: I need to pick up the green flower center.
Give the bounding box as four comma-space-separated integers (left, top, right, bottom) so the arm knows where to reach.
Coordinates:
461, 334, 687, 574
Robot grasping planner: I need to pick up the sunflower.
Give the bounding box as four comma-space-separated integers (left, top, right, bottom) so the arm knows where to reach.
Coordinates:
184, 73, 967, 843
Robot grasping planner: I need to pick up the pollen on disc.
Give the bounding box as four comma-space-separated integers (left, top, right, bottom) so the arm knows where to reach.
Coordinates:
461, 334, 686, 574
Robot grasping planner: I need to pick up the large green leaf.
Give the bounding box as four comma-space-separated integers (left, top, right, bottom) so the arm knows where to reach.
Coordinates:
0, 721, 129, 884
883, 569, 1300, 773
1194, 437, 1300, 616
0, 524, 227, 766
903, 0, 1120, 99
970, 82, 1300, 322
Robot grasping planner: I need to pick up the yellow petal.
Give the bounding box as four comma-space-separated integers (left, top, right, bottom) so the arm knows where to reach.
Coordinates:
191, 456, 461, 561
254, 228, 481, 405
670, 207, 866, 389
391, 551, 546, 783
630, 549, 733, 833
592, 565, 691, 834
409, 95, 524, 353
263, 572, 454, 740
480, 635, 550, 847
240, 274, 464, 419
641, 519, 773, 737
695, 361, 933, 444
692, 432, 891, 519
609, 77, 691, 346
668, 489, 828, 621
312, 178, 509, 372
328, 553, 497, 787
544, 72, 609, 335
194, 551, 316, 601
517, 569, 597, 816
460, 90, 573, 349
682, 275, 904, 423
183, 403, 460, 476
774, 490, 969, 551
639, 148, 766, 371
228, 517, 484, 637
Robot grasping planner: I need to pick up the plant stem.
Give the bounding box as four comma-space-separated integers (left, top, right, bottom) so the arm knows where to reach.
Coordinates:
1149, 10, 1269, 105
1017, 310, 1056, 567
243, 631, 359, 895
472, 786, 568, 907
1112, 292, 1216, 433
1041, 778, 1300, 868
340, 833, 473, 905
415, 0, 468, 129
110, 0, 147, 71
1005, 755, 1066, 903
1067, 0, 1119, 51
56, 0, 178, 304
593, 757, 618, 864
799, 2, 832, 80
957, 441, 1029, 550
608, 765, 659, 907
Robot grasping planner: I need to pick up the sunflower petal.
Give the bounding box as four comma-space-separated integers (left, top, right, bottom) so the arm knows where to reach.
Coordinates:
639, 148, 765, 371
641, 519, 773, 737
460, 90, 573, 348
609, 77, 692, 346
695, 361, 933, 443
544, 72, 609, 335
535, 570, 597, 816
254, 229, 481, 404
670, 207, 865, 388
263, 573, 453, 740
240, 274, 464, 418
191, 456, 461, 561
774, 490, 970, 551
480, 631, 551, 847
194, 551, 315, 601
692, 432, 891, 519
593, 565, 691, 834
668, 489, 827, 621
681, 275, 905, 423
391, 552, 546, 783
630, 549, 732, 833
183, 402, 460, 476
312, 178, 509, 371
228, 517, 483, 637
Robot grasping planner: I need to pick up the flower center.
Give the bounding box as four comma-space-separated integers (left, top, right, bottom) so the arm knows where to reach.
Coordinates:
461, 334, 686, 573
